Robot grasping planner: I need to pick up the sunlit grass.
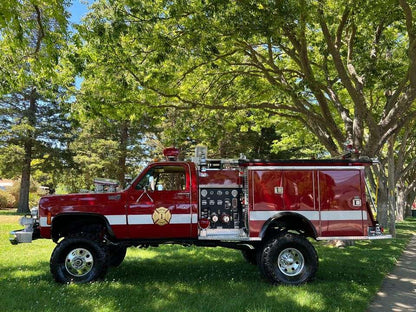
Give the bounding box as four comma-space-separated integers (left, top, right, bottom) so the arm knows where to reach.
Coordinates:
1, 214, 415, 312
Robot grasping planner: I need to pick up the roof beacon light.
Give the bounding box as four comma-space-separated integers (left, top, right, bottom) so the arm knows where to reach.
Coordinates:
163, 147, 180, 161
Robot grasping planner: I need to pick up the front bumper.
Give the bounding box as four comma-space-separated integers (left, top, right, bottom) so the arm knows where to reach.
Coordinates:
9, 229, 34, 244
9, 214, 40, 245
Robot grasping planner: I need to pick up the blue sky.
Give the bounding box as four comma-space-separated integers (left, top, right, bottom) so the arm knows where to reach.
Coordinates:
68, 1, 93, 90
68, 0, 92, 25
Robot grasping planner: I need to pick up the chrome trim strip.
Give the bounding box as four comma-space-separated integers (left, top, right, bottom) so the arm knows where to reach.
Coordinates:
198, 236, 261, 241
317, 235, 392, 241
247, 166, 365, 171
199, 184, 241, 188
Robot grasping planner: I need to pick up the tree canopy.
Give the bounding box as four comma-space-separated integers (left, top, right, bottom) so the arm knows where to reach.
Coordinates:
0, 0, 415, 224
72, 0, 416, 229
76, 0, 416, 156
0, 0, 73, 212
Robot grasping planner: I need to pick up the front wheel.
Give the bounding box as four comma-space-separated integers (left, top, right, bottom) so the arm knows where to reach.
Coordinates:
257, 233, 318, 285
50, 236, 108, 283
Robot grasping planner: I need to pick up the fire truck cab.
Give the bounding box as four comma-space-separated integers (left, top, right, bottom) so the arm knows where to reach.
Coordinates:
10, 147, 391, 285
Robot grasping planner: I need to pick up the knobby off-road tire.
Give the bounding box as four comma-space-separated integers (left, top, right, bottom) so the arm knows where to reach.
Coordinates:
241, 249, 257, 265
107, 245, 127, 267
50, 234, 108, 283
257, 233, 318, 285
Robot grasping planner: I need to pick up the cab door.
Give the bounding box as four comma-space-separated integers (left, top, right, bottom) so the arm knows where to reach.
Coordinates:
127, 163, 193, 238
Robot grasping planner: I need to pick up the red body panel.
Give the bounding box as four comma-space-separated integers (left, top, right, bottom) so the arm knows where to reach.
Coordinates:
126, 162, 198, 239
199, 169, 241, 186
39, 162, 199, 240
247, 163, 374, 238
38, 159, 377, 241
39, 192, 129, 238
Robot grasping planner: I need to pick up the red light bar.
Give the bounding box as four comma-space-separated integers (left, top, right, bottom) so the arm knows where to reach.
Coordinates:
163, 147, 180, 161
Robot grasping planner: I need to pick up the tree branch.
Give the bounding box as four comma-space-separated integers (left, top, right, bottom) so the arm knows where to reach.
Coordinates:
33, 5, 45, 56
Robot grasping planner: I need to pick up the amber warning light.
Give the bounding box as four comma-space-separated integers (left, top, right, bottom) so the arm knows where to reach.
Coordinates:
163, 147, 180, 161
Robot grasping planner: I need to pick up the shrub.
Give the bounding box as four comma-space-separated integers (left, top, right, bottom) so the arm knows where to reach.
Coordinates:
6, 181, 20, 205
0, 189, 16, 208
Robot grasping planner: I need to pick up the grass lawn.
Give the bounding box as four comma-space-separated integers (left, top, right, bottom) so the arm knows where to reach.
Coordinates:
1, 209, 415, 312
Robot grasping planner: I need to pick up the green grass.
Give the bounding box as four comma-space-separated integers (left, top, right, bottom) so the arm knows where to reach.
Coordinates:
1, 215, 415, 312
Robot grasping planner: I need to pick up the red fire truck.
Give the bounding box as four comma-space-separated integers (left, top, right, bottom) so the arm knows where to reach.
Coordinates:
10, 147, 391, 285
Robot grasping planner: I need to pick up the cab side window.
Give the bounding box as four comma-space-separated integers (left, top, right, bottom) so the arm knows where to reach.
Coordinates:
136, 166, 186, 191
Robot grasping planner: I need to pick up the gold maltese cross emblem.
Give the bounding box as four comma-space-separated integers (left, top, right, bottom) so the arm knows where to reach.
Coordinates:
152, 207, 172, 226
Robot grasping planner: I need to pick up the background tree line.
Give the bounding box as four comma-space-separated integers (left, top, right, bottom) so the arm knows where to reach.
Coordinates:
1, 0, 415, 235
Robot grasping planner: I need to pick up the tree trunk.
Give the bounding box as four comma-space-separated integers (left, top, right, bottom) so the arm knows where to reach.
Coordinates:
117, 121, 129, 188
17, 142, 32, 214
387, 137, 396, 237
17, 88, 37, 214
396, 186, 406, 222
377, 176, 389, 228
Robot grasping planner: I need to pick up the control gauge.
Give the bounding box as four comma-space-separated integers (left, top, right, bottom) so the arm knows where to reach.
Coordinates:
201, 189, 208, 197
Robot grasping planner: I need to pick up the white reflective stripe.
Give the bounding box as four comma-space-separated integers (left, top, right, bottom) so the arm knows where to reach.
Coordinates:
128, 215, 153, 225
105, 215, 127, 225
127, 214, 198, 225
171, 214, 192, 224
39, 217, 51, 227
321, 210, 367, 221
40, 213, 202, 227
250, 211, 319, 221
249, 210, 366, 221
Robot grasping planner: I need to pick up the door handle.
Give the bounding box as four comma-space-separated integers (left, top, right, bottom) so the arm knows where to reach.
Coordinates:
177, 192, 190, 196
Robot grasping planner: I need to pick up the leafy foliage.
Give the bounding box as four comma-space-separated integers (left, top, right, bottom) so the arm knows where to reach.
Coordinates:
0, 214, 415, 312
74, 0, 416, 223
77, 0, 416, 156
0, 0, 73, 212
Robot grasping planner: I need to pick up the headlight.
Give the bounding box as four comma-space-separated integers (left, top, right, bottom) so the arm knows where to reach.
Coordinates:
30, 207, 39, 219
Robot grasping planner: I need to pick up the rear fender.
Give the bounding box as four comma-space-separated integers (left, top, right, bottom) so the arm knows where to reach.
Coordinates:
259, 212, 318, 240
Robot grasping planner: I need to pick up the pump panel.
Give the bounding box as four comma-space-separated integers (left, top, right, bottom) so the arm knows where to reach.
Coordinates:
199, 188, 243, 229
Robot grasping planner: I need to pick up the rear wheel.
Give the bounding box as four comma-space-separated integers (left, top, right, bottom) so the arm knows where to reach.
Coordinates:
257, 233, 318, 285
50, 235, 108, 283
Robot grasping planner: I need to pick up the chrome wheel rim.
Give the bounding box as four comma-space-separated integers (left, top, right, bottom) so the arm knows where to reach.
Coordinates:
278, 248, 304, 276
65, 248, 94, 277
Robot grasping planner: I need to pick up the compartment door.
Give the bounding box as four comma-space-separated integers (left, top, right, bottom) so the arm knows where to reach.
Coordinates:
318, 170, 364, 237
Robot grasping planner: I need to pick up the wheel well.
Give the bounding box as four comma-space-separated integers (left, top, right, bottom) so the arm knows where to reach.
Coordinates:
260, 213, 317, 240
51, 214, 113, 242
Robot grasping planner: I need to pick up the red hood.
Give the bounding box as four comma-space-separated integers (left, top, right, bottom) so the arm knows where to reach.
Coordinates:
39, 192, 125, 215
